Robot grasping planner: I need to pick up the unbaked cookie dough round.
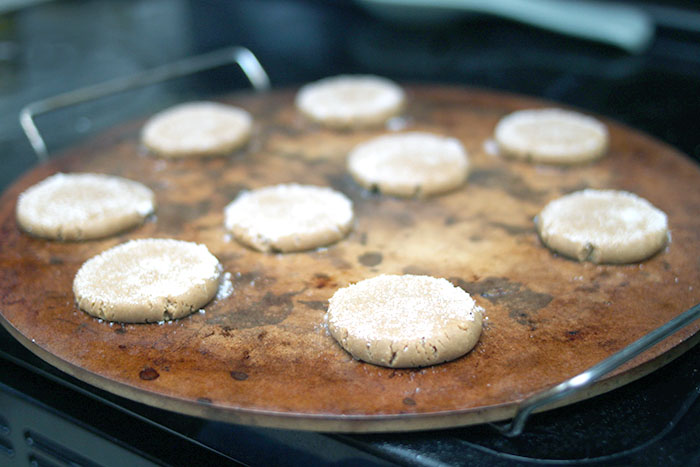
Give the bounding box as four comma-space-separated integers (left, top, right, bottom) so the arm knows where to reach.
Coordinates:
16, 172, 155, 241
295, 75, 405, 128
535, 189, 669, 264
326, 274, 483, 368
494, 108, 609, 164
141, 101, 252, 157
74, 238, 222, 323
224, 183, 354, 253
347, 132, 469, 197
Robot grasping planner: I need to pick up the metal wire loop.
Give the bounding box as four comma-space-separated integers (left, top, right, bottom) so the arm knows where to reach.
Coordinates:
19, 46, 270, 160
492, 302, 700, 437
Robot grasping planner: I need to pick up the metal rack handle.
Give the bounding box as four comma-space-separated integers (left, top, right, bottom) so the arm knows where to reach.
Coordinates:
19, 46, 270, 161
492, 301, 700, 437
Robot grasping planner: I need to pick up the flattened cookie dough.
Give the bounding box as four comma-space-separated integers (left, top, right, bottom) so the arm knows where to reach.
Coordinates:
16, 172, 155, 241
347, 132, 469, 197
141, 101, 252, 157
74, 239, 222, 323
295, 75, 405, 128
326, 275, 483, 368
494, 108, 609, 164
535, 189, 669, 264
224, 183, 354, 253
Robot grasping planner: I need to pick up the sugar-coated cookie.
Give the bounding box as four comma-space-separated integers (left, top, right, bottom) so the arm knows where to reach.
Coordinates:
535, 189, 669, 263
495, 108, 608, 164
295, 75, 405, 128
224, 183, 354, 253
326, 274, 483, 368
142, 101, 252, 157
347, 132, 469, 197
73, 238, 222, 323
16, 173, 155, 241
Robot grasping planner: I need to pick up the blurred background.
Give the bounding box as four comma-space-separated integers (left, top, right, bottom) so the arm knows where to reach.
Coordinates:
2, 0, 700, 187
1, 1, 699, 465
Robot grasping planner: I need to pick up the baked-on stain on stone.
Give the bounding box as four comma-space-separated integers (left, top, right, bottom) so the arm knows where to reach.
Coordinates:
230, 271, 277, 290
139, 367, 160, 381
575, 283, 600, 293
219, 182, 252, 203
566, 330, 581, 341
451, 276, 552, 327
311, 273, 335, 288
298, 300, 327, 311
489, 221, 535, 236
230, 371, 249, 381
358, 232, 368, 245
207, 290, 298, 330
325, 172, 366, 204
157, 200, 212, 227
468, 168, 546, 203
358, 252, 383, 267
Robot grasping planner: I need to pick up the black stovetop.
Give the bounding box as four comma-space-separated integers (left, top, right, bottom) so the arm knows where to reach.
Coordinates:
1, 1, 699, 466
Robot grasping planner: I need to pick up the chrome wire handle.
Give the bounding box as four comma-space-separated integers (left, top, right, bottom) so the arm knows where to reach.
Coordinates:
492, 302, 700, 437
19, 46, 270, 160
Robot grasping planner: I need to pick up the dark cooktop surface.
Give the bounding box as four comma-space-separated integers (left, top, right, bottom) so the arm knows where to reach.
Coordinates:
1, 1, 699, 465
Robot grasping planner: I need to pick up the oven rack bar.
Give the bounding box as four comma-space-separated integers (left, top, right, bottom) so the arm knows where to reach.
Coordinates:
19, 45, 270, 160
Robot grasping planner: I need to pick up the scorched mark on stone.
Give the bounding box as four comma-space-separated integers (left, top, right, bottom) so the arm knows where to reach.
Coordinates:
207, 290, 299, 330
231, 271, 276, 288
469, 168, 546, 203
230, 371, 249, 381
139, 367, 160, 381
310, 273, 336, 289
488, 222, 535, 236
358, 252, 383, 267
298, 300, 327, 311
158, 200, 212, 227
451, 276, 552, 328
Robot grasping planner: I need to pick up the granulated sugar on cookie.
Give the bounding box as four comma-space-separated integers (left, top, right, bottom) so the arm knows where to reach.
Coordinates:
494, 108, 609, 164
16, 172, 155, 241
141, 101, 252, 157
326, 274, 483, 368
535, 189, 669, 264
295, 75, 405, 128
347, 132, 469, 197
73, 238, 222, 323
224, 183, 354, 253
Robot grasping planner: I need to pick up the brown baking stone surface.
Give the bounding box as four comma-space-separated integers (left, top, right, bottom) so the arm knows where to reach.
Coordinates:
1, 86, 699, 432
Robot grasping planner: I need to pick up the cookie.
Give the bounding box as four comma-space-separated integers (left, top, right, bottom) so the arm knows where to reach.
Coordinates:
295, 75, 405, 128
494, 108, 609, 164
347, 132, 469, 197
535, 189, 669, 263
73, 238, 222, 323
326, 274, 483, 368
224, 183, 354, 253
141, 101, 252, 157
16, 172, 155, 241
